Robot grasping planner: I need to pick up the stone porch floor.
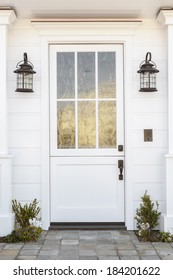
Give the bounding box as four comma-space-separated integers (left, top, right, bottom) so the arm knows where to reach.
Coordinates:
0, 230, 173, 260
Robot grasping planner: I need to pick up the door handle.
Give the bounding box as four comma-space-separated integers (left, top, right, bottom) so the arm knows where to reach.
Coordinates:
118, 160, 123, 180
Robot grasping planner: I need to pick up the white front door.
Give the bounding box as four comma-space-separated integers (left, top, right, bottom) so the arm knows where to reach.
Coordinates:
50, 44, 124, 223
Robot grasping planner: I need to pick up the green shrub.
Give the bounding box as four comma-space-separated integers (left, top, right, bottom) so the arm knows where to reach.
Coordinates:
16, 226, 42, 242
12, 199, 41, 228
4, 199, 43, 243
5, 230, 20, 243
135, 191, 161, 241
160, 232, 173, 243
5, 226, 42, 243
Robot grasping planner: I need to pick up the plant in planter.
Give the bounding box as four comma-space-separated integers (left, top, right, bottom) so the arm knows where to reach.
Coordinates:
5, 199, 42, 243
135, 191, 161, 241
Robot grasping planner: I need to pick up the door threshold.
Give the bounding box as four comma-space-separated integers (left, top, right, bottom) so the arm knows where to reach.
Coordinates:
49, 222, 126, 230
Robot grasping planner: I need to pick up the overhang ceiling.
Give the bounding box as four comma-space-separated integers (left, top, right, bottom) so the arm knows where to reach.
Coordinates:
0, 0, 173, 19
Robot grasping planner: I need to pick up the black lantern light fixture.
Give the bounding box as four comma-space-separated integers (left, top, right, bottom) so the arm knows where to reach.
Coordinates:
14, 53, 36, 92
137, 52, 159, 92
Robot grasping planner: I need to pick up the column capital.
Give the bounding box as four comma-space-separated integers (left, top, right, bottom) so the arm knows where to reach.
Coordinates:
0, 9, 17, 25
157, 9, 173, 25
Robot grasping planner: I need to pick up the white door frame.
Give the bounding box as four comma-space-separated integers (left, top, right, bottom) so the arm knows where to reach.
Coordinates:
32, 20, 141, 230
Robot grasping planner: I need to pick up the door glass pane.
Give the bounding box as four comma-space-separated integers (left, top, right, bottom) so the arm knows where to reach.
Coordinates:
78, 52, 95, 99
55, 50, 118, 151
57, 102, 75, 148
78, 101, 96, 148
98, 52, 116, 98
57, 53, 75, 99
99, 101, 116, 148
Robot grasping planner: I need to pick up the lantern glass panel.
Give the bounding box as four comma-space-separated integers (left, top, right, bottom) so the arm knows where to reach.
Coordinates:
140, 72, 156, 90
17, 73, 24, 90
23, 73, 33, 90
149, 73, 156, 89
16, 73, 33, 91
140, 72, 149, 89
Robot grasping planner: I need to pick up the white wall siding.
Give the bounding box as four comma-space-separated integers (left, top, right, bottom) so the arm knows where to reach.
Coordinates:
8, 98, 40, 113
132, 20, 167, 226
12, 184, 41, 201
12, 166, 40, 184
7, 20, 41, 206
7, 19, 168, 229
9, 148, 40, 166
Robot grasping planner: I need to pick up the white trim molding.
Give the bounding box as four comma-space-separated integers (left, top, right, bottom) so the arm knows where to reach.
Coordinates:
157, 9, 173, 26
157, 9, 173, 233
32, 19, 141, 230
0, 9, 16, 236
160, 154, 173, 234
0, 9, 17, 154
0, 156, 14, 236
32, 20, 142, 36
0, 9, 17, 25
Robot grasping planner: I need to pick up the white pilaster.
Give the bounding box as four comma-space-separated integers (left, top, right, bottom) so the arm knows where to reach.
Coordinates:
0, 9, 17, 236
157, 10, 173, 233
0, 24, 8, 155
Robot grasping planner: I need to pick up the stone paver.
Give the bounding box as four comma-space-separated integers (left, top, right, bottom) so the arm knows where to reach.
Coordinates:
0, 230, 173, 260
118, 249, 138, 256
61, 240, 79, 245
19, 249, 40, 256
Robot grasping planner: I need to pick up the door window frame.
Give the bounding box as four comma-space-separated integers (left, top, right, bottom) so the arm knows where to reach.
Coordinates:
50, 44, 124, 157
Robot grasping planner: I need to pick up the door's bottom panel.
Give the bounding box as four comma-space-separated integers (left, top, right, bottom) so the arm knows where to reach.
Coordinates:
50, 157, 124, 222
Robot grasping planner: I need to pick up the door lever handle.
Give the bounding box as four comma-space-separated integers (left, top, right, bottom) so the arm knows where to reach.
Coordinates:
118, 160, 123, 180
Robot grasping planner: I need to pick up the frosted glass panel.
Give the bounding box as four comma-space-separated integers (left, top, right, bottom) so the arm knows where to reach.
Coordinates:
57, 53, 75, 99
99, 101, 116, 148
57, 102, 75, 148
78, 52, 95, 98
98, 52, 116, 98
78, 101, 96, 148
55, 50, 118, 150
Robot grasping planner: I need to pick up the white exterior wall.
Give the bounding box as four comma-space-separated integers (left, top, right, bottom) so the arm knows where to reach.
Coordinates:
6, 19, 167, 230
8, 20, 41, 205
132, 20, 167, 224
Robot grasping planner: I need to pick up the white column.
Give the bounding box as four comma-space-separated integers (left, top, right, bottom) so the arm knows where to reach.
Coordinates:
0, 10, 17, 236
0, 25, 8, 154
157, 10, 173, 233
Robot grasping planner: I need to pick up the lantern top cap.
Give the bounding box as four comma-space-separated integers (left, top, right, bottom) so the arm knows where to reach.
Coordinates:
14, 52, 36, 74
137, 52, 159, 74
